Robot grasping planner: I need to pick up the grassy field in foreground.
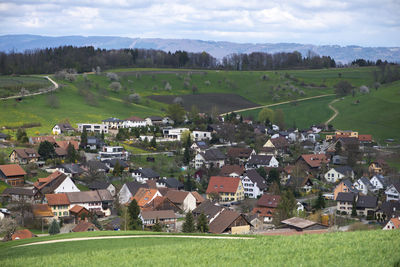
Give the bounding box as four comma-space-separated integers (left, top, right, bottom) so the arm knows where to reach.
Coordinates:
1, 230, 399, 266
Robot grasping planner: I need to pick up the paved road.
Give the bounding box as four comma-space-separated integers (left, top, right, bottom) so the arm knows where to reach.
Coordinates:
325, 98, 340, 125
0, 76, 58, 101
15, 234, 255, 247
220, 94, 335, 116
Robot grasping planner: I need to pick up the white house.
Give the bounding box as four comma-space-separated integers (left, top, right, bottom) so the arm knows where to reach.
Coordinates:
77, 123, 108, 134
246, 155, 279, 169
353, 177, 374, 195
385, 183, 400, 202
241, 170, 267, 198
191, 131, 212, 141
66, 190, 113, 216
163, 128, 189, 141
123, 116, 147, 128
52, 123, 74, 135
54, 176, 80, 193
118, 181, 148, 204
194, 149, 225, 169
324, 166, 354, 183
370, 175, 387, 191
102, 117, 124, 130
99, 146, 128, 161
34, 171, 80, 194
140, 210, 177, 227
383, 217, 400, 230
165, 190, 197, 212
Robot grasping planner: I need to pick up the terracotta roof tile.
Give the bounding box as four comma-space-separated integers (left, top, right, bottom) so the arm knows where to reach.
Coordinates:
132, 188, 160, 207
256, 194, 281, 208
12, 229, 35, 240
206, 176, 241, 194
300, 154, 329, 168
69, 205, 87, 214
165, 190, 189, 204
0, 164, 27, 177
33, 204, 54, 217
191, 191, 205, 203
46, 193, 70, 205
72, 221, 99, 232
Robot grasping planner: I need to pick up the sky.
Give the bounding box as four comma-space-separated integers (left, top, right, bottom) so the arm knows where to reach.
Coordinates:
0, 0, 399, 47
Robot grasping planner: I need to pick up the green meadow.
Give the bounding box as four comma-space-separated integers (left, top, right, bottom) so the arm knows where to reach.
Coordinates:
1, 230, 399, 266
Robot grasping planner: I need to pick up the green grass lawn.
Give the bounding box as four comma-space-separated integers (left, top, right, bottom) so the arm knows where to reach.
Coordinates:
1, 230, 399, 266
331, 80, 400, 144
0, 75, 51, 98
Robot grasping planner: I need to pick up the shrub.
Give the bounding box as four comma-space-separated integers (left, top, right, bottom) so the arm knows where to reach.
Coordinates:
48, 219, 60, 235
106, 72, 119, 81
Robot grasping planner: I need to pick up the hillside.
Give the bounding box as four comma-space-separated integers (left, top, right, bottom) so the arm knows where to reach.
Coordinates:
1, 230, 399, 266
1, 35, 400, 63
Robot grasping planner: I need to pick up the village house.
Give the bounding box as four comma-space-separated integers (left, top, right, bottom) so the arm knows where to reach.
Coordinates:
132, 168, 160, 183
190, 141, 209, 153
162, 127, 189, 141
226, 147, 255, 164
324, 166, 354, 183
369, 160, 388, 175
246, 155, 279, 169
67, 190, 114, 216
9, 148, 39, 165
142, 196, 181, 213
102, 117, 124, 130
370, 174, 387, 191
69, 205, 90, 224
1, 187, 38, 202
383, 217, 400, 230
219, 165, 245, 177
140, 210, 177, 228
88, 181, 116, 196
385, 183, 400, 202
52, 122, 75, 135
286, 177, 313, 193
336, 192, 377, 217
252, 194, 281, 223
34, 171, 80, 196
206, 176, 244, 203
45, 193, 71, 219
296, 153, 329, 172
165, 190, 197, 212
83, 160, 110, 174
353, 177, 375, 195
191, 130, 212, 141
194, 149, 226, 169
156, 178, 184, 190
29, 136, 56, 145
145, 116, 173, 126
86, 136, 105, 150
376, 201, 400, 222
32, 203, 54, 223
132, 188, 162, 208
56, 163, 84, 178
333, 179, 359, 200
208, 209, 252, 234
192, 200, 225, 223
241, 169, 267, 198
0, 164, 26, 186
123, 116, 147, 128
72, 221, 99, 232
99, 146, 128, 161
77, 123, 109, 134
263, 137, 289, 154
118, 181, 149, 204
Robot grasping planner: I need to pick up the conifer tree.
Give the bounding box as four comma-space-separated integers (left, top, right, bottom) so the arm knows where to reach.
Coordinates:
196, 213, 209, 233
48, 219, 60, 235
182, 212, 195, 233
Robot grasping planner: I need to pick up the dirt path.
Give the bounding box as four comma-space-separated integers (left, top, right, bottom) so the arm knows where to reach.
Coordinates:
325, 98, 340, 125
0, 76, 58, 101
219, 94, 335, 116
15, 234, 255, 247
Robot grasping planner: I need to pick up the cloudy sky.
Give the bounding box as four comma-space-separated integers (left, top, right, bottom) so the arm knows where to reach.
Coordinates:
0, 0, 399, 46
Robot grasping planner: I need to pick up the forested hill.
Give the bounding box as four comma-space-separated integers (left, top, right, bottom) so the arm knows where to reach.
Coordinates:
1, 34, 400, 63
0, 46, 336, 75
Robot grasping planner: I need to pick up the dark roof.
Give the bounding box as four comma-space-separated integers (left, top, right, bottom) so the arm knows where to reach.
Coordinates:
244, 169, 267, 190
270, 137, 289, 149
125, 181, 149, 196
227, 147, 253, 158
342, 179, 359, 193
379, 201, 400, 218
203, 149, 226, 161
256, 194, 281, 208
194, 141, 209, 149
57, 123, 74, 132
88, 181, 110, 190
148, 116, 163, 121
247, 155, 273, 166
209, 209, 249, 234
0, 133, 7, 139
34, 172, 69, 194
163, 178, 183, 189
87, 136, 104, 146
334, 166, 353, 175
338, 137, 360, 145
134, 168, 160, 179
336, 192, 356, 202
358, 177, 373, 187
372, 175, 387, 187
86, 160, 109, 172
286, 177, 313, 188
141, 210, 176, 220
105, 159, 129, 168
165, 190, 189, 204
356, 195, 377, 209
59, 164, 84, 175
96, 189, 113, 202
2, 187, 36, 196
66, 191, 101, 203
219, 165, 245, 177
388, 182, 400, 192
13, 148, 39, 159
192, 200, 224, 220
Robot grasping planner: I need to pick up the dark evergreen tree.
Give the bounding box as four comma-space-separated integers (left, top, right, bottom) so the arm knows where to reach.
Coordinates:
150, 135, 157, 149
66, 143, 77, 163
128, 199, 142, 230
48, 219, 60, 235
80, 130, 88, 149
90, 214, 103, 230
182, 212, 195, 233
313, 191, 326, 210
196, 213, 209, 233
153, 218, 162, 232
38, 141, 56, 160
351, 197, 358, 217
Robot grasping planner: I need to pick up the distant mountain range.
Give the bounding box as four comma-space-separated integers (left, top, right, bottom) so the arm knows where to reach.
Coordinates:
1, 34, 399, 63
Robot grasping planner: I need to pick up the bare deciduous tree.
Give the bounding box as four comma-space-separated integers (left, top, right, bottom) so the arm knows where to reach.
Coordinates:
0, 217, 18, 241
109, 82, 122, 92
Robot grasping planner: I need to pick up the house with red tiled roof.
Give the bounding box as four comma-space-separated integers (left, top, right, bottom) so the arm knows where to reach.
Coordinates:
383, 217, 400, 230
165, 190, 197, 212
219, 165, 245, 177
142, 196, 181, 212
131, 188, 161, 208
69, 205, 90, 223
296, 153, 329, 171
34, 171, 80, 196
12, 229, 35, 240
206, 176, 244, 203
0, 164, 26, 186
45, 193, 71, 219
9, 148, 39, 165
29, 136, 56, 145
72, 221, 99, 232
252, 194, 281, 223
358, 135, 372, 143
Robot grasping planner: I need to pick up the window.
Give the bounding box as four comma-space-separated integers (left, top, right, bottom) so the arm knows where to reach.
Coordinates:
59, 212, 62, 216
53, 212, 57, 216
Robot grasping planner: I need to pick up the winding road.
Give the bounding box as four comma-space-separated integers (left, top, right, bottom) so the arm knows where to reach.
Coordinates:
219, 94, 335, 116
325, 98, 340, 126
15, 234, 254, 247
0, 76, 58, 101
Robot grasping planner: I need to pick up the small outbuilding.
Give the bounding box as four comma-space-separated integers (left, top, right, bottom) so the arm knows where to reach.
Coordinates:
281, 217, 328, 231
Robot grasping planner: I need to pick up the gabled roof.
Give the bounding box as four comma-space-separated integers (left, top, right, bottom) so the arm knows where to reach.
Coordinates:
12, 229, 35, 240
142, 196, 180, 212
247, 155, 273, 166
192, 200, 223, 219
256, 194, 281, 208
134, 168, 160, 179
340, 179, 359, 193
72, 221, 99, 232
387, 217, 400, 229
141, 210, 176, 220
66, 191, 101, 203
54, 147, 67, 157
219, 165, 245, 177
270, 137, 289, 149
336, 192, 356, 202
281, 217, 317, 229
163, 178, 184, 189
86, 160, 109, 171
358, 177, 373, 187
56, 123, 74, 132
206, 176, 241, 194
125, 116, 145, 122
69, 205, 88, 214
125, 181, 149, 196
371, 175, 387, 187
337, 137, 360, 145
55, 140, 79, 150
379, 201, 400, 218
356, 195, 377, 209
286, 177, 313, 188
226, 147, 253, 158
0, 164, 27, 177
244, 169, 267, 190
191, 191, 205, 203
387, 182, 400, 193
13, 148, 39, 159
34, 171, 68, 194
132, 188, 159, 207
58, 164, 84, 174
2, 187, 36, 197
358, 135, 372, 142
96, 189, 113, 201
165, 190, 189, 204
333, 166, 353, 175
209, 209, 249, 234
46, 193, 70, 205
202, 149, 226, 161
102, 117, 123, 123
89, 181, 110, 190
299, 154, 329, 168
193, 141, 209, 149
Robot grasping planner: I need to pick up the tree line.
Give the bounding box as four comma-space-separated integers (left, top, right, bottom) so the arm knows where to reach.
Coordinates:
0, 46, 339, 75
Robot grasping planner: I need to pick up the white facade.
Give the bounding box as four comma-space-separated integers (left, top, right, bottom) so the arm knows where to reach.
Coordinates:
194, 153, 225, 169
123, 119, 147, 128
118, 184, 133, 204
370, 175, 386, 190
52, 125, 62, 135
191, 131, 212, 141
163, 128, 189, 141
324, 168, 344, 183
385, 185, 400, 202
54, 177, 80, 193
241, 176, 262, 198
106, 184, 116, 196
383, 218, 400, 230
78, 123, 108, 134
181, 193, 197, 212
99, 146, 128, 161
